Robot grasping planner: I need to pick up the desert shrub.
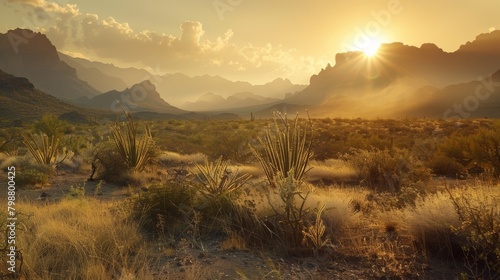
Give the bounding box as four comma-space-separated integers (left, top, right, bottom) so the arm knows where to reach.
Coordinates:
263, 172, 311, 251
192, 157, 265, 245
249, 113, 316, 252
203, 128, 255, 163
0, 127, 22, 153
469, 124, 500, 176
428, 154, 465, 177
15, 163, 53, 187
32, 114, 69, 140
447, 182, 500, 279
93, 140, 130, 183
128, 181, 196, 236
438, 133, 474, 168
345, 148, 431, 192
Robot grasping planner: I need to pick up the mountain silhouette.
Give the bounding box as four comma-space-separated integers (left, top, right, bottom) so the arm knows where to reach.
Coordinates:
155, 74, 306, 107
59, 52, 154, 92
400, 69, 500, 118
0, 29, 99, 100
0, 69, 102, 126
83, 80, 185, 114
287, 30, 500, 113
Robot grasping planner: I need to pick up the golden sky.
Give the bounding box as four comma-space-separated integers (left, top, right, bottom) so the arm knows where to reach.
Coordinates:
1, 0, 499, 84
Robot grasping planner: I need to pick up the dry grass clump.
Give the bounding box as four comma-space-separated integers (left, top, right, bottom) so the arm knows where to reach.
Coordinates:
0, 152, 17, 170
304, 186, 364, 236
16, 199, 155, 280
403, 191, 461, 259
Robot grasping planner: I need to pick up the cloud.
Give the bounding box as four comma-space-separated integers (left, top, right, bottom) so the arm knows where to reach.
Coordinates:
4, 0, 327, 83
6, 0, 44, 5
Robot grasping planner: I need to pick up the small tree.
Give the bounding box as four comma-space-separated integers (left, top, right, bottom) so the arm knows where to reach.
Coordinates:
33, 114, 68, 140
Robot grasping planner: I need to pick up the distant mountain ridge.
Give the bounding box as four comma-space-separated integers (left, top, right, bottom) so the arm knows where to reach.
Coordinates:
58, 53, 153, 92
183, 91, 280, 111
0, 69, 103, 125
58, 51, 306, 109
0, 29, 100, 100
82, 80, 185, 114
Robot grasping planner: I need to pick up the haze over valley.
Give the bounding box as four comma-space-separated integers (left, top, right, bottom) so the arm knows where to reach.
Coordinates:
0, 0, 499, 121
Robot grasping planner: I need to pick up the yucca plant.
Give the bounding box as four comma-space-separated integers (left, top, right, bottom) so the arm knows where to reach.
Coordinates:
195, 156, 251, 201
110, 111, 155, 172
250, 112, 314, 188
22, 132, 60, 165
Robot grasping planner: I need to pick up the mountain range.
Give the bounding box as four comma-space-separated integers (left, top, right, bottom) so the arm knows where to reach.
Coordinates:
78, 80, 185, 114
280, 31, 500, 118
1, 28, 500, 120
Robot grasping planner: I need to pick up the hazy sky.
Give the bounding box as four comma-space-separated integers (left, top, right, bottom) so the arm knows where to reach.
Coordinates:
1, 0, 498, 84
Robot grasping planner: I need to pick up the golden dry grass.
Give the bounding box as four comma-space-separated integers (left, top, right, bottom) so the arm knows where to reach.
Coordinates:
14, 198, 155, 280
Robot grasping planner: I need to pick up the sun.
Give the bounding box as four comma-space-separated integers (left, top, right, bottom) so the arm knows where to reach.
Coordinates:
361, 40, 381, 57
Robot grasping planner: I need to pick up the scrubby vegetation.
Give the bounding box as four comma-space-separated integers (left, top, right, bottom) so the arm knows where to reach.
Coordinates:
1, 114, 499, 279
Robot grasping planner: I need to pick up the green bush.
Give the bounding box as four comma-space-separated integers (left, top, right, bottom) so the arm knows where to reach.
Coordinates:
16, 164, 53, 187
129, 182, 196, 236
32, 114, 69, 140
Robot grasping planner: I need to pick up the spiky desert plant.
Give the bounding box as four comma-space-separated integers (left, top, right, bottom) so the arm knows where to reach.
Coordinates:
250, 112, 313, 188
302, 204, 330, 258
195, 156, 251, 201
110, 112, 155, 172
22, 132, 60, 165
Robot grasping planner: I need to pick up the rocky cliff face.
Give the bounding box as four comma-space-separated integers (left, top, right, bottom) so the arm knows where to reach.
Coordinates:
0, 29, 99, 99
287, 31, 500, 107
